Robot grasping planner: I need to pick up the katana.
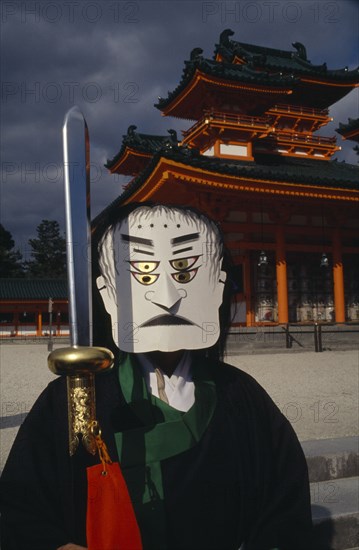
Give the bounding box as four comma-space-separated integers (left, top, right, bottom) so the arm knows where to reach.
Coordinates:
48, 106, 113, 456
63, 104, 92, 349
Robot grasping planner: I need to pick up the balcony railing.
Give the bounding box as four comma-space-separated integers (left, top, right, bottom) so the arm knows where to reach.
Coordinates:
182, 110, 273, 139
269, 104, 329, 118
269, 131, 337, 146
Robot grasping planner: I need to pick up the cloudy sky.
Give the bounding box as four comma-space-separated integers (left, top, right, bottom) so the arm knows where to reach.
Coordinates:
1, 0, 358, 256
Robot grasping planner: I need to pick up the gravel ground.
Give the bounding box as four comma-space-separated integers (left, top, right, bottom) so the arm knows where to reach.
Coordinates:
1, 342, 358, 471
226, 350, 359, 442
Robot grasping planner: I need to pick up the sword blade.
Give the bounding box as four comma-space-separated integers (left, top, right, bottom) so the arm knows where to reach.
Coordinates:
48, 107, 114, 456
63, 106, 92, 347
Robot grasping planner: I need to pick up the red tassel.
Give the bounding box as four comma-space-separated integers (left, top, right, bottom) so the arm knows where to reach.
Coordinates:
87, 461, 142, 550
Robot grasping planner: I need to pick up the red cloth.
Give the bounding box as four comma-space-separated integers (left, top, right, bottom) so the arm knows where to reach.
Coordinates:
87, 462, 142, 550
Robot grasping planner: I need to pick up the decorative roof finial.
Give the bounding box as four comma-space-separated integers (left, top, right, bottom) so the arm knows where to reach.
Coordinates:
127, 125, 137, 137
292, 42, 307, 61
190, 48, 203, 61
167, 129, 178, 145
220, 29, 235, 48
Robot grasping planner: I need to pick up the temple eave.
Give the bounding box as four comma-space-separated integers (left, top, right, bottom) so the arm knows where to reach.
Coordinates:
107, 148, 153, 175
119, 155, 359, 207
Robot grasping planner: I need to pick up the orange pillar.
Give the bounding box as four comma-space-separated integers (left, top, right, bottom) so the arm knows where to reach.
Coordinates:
276, 225, 288, 324
332, 228, 345, 323
214, 139, 220, 156
37, 311, 42, 337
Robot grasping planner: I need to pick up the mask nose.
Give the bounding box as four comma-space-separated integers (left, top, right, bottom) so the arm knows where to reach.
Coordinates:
150, 273, 182, 310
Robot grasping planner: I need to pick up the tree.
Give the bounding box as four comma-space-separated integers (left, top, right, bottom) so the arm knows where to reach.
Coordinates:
26, 220, 66, 278
0, 224, 24, 277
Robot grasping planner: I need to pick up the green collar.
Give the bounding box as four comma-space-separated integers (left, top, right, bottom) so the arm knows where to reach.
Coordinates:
116, 354, 217, 465
114, 354, 217, 550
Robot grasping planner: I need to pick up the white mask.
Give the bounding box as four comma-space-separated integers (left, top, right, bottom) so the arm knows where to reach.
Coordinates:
97, 207, 226, 353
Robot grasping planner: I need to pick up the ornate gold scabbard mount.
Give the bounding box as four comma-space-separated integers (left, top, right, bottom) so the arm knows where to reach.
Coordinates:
48, 345, 114, 456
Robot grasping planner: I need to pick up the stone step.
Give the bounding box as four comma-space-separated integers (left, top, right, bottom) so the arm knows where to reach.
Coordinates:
311, 477, 359, 550
302, 436, 359, 483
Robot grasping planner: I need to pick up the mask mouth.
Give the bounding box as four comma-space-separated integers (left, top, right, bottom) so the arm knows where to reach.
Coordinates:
141, 315, 194, 327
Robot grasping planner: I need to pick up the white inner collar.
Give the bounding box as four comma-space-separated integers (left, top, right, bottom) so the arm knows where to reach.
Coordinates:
137, 351, 195, 412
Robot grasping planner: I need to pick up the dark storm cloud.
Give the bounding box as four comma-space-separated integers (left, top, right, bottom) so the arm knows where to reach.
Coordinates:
1, 0, 358, 248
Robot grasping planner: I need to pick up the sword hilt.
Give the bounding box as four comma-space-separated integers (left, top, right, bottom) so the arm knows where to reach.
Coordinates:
48, 346, 114, 455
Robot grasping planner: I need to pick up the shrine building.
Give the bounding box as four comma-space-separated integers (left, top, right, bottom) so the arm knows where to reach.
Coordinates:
101, 30, 359, 327
0, 279, 68, 337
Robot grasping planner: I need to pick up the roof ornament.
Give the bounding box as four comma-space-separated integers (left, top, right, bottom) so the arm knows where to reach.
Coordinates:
190, 48, 204, 62
123, 125, 138, 146
162, 129, 179, 151
219, 28, 234, 48
126, 125, 137, 137
292, 42, 307, 61
167, 129, 178, 144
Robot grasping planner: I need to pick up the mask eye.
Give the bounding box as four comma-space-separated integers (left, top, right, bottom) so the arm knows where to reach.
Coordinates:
170, 256, 200, 271
172, 269, 198, 284
131, 272, 159, 285
130, 261, 159, 273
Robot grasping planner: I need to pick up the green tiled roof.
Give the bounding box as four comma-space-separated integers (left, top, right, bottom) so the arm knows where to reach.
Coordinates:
156, 32, 359, 113
0, 279, 68, 300
106, 128, 179, 169
215, 29, 359, 80
336, 118, 359, 137
94, 147, 359, 232
155, 56, 295, 111
136, 150, 359, 191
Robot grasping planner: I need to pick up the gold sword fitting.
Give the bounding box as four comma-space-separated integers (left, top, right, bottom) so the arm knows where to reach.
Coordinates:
48, 346, 114, 455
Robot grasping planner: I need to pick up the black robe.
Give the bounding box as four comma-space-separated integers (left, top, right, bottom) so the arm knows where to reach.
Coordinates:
0, 361, 313, 550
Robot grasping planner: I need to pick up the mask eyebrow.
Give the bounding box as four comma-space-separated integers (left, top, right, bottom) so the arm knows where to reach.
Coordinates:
133, 248, 155, 256
121, 234, 154, 247
172, 246, 193, 255
171, 232, 200, 246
